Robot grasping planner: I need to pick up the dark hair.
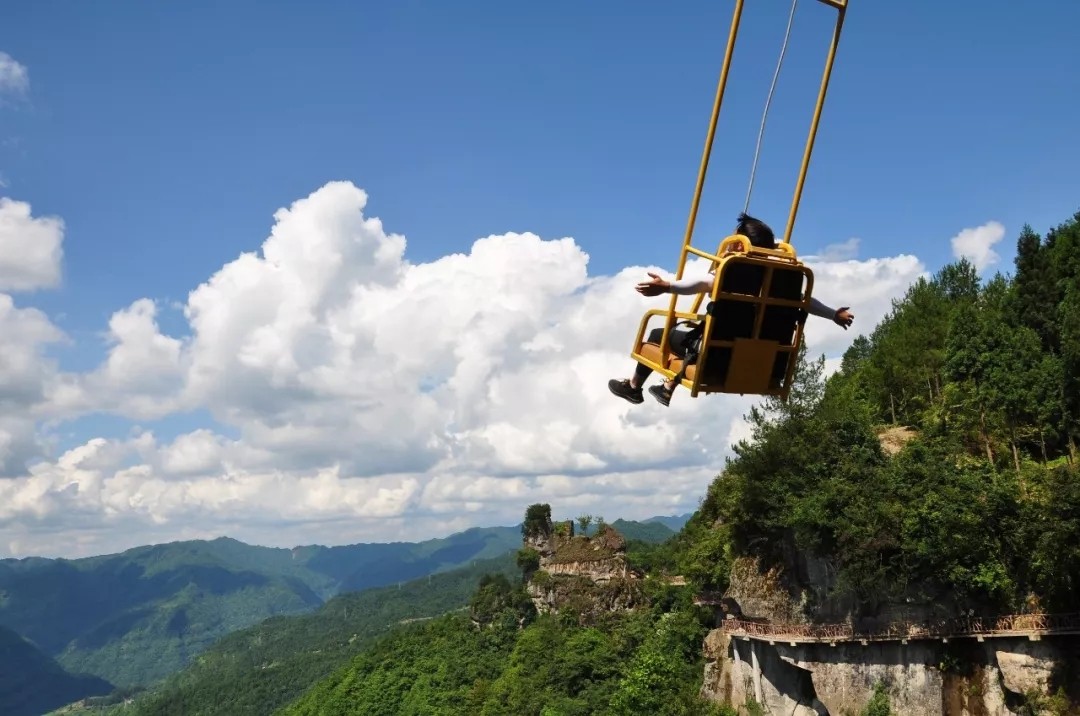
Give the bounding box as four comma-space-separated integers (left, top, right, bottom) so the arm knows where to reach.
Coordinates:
736, 212, 776, 249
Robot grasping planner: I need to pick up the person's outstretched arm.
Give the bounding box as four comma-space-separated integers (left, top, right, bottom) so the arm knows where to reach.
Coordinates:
809, 297, 854, 329
635, 273, 711, 296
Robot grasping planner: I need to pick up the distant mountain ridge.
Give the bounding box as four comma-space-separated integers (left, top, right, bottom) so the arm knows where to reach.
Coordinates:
642, 513, 693, 532
1, 516, 685, 694
109, 553, 521, 716
610, 518, 676, 543
0, 525, 523, 688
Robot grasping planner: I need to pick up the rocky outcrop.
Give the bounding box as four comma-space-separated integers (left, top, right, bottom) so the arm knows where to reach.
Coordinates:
703, 630, 828, 715
995, 642, 1058, 696
877, 426, 918, 456
523, 521, 647, 621
702, 630, 1079, 715
719, 553, 951, 627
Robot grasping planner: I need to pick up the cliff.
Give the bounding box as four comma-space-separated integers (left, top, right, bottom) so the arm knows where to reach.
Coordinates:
699, 555, 1080, 715
523, 520, 647, 622
701, 628, 1079, 716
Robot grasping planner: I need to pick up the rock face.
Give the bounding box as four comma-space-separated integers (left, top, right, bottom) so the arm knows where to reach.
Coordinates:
720, 553, 953, 627
995, 643, 1058, 695
701, 555, 1080, 714
702, 631, 1078, 716
523, 521, 646, 621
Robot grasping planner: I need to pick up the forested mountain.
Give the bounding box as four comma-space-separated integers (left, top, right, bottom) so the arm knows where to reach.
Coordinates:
642, 513, 693, 532
0, 625, 113, 716
0, 525, 522, 687
2, 516, 679, 715
68, 521, 679, 716
280, 552, 719, 716
90, 553, 521, 716
610, 518, 674, 544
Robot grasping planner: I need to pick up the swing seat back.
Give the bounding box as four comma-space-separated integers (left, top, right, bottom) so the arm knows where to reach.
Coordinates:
631, 244, 814, 400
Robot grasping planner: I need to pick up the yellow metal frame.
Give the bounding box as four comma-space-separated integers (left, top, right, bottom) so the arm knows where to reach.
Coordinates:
631, 235, 815, 397
643, 0, 848, 399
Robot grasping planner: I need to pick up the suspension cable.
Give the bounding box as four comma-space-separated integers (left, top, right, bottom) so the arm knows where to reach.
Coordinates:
743, 0, 800, 213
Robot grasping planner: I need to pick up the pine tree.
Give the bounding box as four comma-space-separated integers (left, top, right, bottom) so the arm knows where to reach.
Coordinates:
1011, 224, 1059, 351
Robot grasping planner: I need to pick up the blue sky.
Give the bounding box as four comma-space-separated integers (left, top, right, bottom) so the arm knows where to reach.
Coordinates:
1, 0, 1079, 555
5, 0, 1077, 329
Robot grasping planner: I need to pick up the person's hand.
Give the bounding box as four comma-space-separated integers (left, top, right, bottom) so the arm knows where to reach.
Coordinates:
834, 307, 854, 329
635, 272, 669, 297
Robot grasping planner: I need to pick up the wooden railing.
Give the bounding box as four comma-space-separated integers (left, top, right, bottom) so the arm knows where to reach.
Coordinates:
719, 612, 1080, 643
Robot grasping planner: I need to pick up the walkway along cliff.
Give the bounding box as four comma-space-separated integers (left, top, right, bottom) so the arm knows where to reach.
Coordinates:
697, 567, 1080, 716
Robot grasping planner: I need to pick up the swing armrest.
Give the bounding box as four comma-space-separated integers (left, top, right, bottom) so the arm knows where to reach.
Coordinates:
632, 309, 704, 352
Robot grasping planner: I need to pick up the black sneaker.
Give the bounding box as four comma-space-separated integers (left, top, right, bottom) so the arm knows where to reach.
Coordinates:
648, 384, 672, 407
608, 379, 644, 404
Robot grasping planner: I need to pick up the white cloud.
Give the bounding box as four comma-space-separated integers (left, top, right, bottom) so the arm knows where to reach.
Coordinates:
0, 293, 71, 476
0, 197, 64, 292
0, 52, 29, 96
951, 220, 1006, 272
803, 254, 926, 358
804, 237, 860, 262
0, 181, 929, 558
72, 298, 187, 419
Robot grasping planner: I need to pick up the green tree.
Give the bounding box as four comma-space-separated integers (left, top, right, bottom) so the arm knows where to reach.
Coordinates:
516, 548, 540, 581
522, 504, 553, 540
1010, 224, 1060, 351
1059, 284, 1080, 462
609, 611, 711, 716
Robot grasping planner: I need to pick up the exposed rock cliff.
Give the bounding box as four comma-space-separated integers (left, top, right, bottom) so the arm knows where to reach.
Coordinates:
720, 550, 953, 627
702, 629, 1078, 716
701, 554, 1080, 714
523, 520, 647, 622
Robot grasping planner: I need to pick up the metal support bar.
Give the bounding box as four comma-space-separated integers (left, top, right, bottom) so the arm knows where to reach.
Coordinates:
658, 0, 746, 364
781, 0, 847, 245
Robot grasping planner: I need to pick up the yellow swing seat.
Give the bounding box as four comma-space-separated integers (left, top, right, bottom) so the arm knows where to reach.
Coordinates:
625, 0, 848, 401
630, 236, 814, 399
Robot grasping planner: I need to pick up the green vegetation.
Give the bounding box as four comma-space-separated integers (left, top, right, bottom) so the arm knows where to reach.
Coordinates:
675, 211, 1080, 616
280, 579, 724, 716
522, 504, 553, 539
105, 554, 519, 716
546, 536, 620, 566
0, 625, 113, 716
0, 527, 523, 687
66, 515, 683, 716
859, 682, 892, 716
611, 518, 675, 544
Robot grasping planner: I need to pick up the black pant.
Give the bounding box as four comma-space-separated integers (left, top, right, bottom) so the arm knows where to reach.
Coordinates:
635, 327, 692, 384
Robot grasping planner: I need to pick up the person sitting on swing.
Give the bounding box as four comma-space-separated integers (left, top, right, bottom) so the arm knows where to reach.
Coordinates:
608, 212, 855, 407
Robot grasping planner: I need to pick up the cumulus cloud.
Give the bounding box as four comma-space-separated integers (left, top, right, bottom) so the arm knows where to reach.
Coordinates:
0, 52, 29, 96
71, 298, 187, 419
0, 181, 929, 557
951, 220, 1006, 272
0, 293, 71, 476
803, 253, 925, 358
804, 237, 860, 263
0, 197, 65, 292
